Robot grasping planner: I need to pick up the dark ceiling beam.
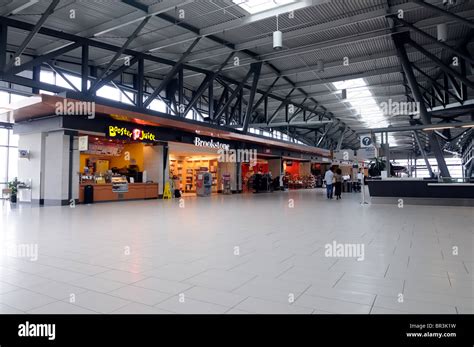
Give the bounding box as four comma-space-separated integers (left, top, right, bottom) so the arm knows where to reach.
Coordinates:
390, 15, 474, 66
412, 0, 474, 29
91, 16, 151, 91
242, 62, 262, 133
122, 0, 348, 145
4, 0, 59, 71
143, 37, 201, 108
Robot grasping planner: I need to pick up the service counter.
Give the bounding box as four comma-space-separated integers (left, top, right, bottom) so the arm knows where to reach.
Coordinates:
79, 183, 159, 203
367, 178, 474, 206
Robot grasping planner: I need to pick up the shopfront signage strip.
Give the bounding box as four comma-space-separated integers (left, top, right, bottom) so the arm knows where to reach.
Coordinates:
108, 125, 157, 142
194, 137, 230, 151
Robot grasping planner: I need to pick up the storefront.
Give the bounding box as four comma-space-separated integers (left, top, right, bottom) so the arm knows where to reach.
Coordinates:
12, 95, 332, 205
281, 158, 315, 189
168, 142, 222, 196
77, 130, 161, 203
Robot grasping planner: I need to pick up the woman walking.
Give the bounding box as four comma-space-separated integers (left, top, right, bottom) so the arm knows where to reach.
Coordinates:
334, 168, 342, 200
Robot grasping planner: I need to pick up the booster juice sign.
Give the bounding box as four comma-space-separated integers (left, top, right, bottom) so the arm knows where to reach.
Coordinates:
108, 125, 157, 142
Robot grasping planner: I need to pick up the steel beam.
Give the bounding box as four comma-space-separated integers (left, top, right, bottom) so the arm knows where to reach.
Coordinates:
0, 22, 6, 71
143, 37, 201, 108
316, 123, 334, 147
182, 52, 234, 118
92, 16, 151, 91
90, 55, 139, 94
242, 62, 262, 133
407, 38, 474, 90
81, 44, 89, 93
355, 121, 474, 133
267, 89, 296, 124
229, 120, 332, 129
391, 16, 474, 65
214, 66, 256, 123
46, 63, 79, 92
412, 0, 474, 29
336, 127, 347, 151
5, 42, 82, 76
5, 0, 59, 71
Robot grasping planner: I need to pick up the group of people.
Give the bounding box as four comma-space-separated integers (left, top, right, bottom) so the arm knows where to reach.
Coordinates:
323, 166, 343, 200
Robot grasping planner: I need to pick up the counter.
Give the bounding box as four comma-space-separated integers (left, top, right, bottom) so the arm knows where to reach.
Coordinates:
79, 183, 159, 203
367, 179, 474, 206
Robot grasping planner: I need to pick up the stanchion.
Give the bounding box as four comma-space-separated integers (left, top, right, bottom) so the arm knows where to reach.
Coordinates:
360, 176, 369, 205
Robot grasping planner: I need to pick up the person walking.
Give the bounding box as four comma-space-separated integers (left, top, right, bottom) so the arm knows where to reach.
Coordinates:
334, 168, 342, 200
324, 167, 334, 199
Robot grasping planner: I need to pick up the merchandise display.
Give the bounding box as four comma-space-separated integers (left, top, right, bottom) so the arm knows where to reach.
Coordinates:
283, 173, 316, 189
170, 157, 218, 194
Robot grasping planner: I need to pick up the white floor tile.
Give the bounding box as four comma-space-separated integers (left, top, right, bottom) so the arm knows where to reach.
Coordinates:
1, 190, 471, 314
133, 277, 193, 294
0, 289, 57, 311
69, 276, 126, 293
63, 291, 130, 313
94, 270, 147, 284
109, 285, 172, 306
155, 296, 228, 314
28, 301, 97, 314
235, 297, 312, 314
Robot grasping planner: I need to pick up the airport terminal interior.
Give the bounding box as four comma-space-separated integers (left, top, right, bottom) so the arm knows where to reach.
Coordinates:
0, 0, 473, 315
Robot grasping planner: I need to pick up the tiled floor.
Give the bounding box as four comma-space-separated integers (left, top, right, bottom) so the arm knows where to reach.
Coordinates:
0, 189, 472, 314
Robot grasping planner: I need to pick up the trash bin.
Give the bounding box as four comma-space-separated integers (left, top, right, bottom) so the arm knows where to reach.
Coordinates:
84, 185, 94, 204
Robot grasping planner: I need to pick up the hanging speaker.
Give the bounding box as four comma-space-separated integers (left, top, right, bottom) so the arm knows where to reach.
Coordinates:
437, 23, 447, 42
273, 30, 283, 50
341, 89, 347, 100
317, 59, 324, 72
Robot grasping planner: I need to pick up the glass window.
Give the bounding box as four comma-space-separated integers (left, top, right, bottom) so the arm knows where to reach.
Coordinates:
56, 73, 75, 90
10, 93, 28, 103
97, 85, 120, 101
120, 91, 135, 105
40, 70, 55, 85
0, 128, 8, 146
9, 131, 19, 147
149, 99, 167, 113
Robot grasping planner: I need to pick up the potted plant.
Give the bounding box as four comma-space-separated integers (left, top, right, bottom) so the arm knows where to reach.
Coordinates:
8, 177, 24, 203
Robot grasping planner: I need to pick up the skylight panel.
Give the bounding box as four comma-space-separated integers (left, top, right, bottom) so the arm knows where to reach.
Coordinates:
232, 0, 297, 14
333, 78, 397, 146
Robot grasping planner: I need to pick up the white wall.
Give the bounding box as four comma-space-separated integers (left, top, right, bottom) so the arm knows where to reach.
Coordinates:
18, 132, 44, 202
43, 131, 70, 203
267, 158, 282, 178
143, 144, 164, 195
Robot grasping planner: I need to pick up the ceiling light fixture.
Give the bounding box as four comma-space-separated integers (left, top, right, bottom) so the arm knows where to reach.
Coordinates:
273, 14, 283, 50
